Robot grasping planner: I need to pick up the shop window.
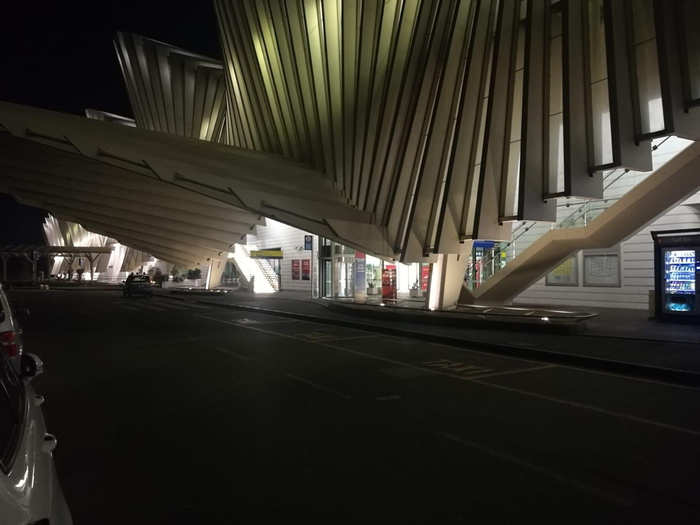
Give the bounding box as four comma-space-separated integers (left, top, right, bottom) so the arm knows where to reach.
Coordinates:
366, 256, 382, 296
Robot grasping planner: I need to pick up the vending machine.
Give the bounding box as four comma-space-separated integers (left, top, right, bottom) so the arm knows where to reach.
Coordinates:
652, 229, 700, 322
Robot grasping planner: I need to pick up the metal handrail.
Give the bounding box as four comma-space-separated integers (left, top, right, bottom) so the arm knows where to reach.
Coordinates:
469, 137, 676, 285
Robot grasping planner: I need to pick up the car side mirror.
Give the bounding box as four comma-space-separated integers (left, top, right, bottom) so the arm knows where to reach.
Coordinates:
20, 353, 43, 380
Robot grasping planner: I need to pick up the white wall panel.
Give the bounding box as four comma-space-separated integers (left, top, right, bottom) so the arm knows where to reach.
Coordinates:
515, 198, 700, 309
252, 219, 313, 292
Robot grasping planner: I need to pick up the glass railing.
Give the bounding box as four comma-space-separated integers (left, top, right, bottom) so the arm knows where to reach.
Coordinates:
464, 135, 687, 290
466, 195, 622, 289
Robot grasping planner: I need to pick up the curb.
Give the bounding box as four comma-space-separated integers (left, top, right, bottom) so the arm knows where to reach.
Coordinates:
325, 300, 700, 345
321, 300, 586, 334
155, 294, 700, 388
168, 290, 230, 297
9, 287, 122, 292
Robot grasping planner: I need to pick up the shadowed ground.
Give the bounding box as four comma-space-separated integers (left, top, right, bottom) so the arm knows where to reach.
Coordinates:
11, 289, 700, 523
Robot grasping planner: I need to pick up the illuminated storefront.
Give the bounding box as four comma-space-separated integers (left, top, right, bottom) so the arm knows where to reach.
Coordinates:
317, 238, 430, 304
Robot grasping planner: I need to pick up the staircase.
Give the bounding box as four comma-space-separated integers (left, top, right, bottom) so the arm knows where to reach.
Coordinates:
467, 197, 622, 289
255, 256, 280, 292
230, 244, 278, 293
462, 139, 700, 304
471, 136, 687, 283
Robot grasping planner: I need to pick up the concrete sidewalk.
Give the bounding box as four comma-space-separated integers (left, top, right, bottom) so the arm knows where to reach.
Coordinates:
154, 288, 700, 384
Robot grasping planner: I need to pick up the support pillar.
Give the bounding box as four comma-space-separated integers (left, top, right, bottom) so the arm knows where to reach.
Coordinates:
206, 258, 226, 289
427, 243, 472, 311
24, 250, 40, 283
64, 255, 75, 280
86, 253, 100, 281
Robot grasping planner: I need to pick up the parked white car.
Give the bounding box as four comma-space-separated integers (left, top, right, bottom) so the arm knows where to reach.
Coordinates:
0, 284, 72, 524
0, 285, 24, 369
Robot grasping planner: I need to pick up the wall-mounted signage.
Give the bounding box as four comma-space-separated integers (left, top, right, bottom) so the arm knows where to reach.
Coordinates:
250, 248, 283, 259
304, 235, 313, 251
583, 253, 620, 287
301, 259, 310, 280
546, 256, 578, 286
291, 259, 300, 280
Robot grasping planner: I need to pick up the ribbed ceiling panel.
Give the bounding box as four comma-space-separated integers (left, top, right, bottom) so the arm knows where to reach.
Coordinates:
3, 0, 700, 267
114, 32, 228, 143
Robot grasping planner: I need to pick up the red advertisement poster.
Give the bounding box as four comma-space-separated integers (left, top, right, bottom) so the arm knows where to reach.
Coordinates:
421, 264, 430, 291
301, 259, 310, 281
382, 264, 397, 301
291, 259, 300, 280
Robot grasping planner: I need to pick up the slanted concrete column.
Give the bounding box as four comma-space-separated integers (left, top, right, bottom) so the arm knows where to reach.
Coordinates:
428, 242, 472, 311
86, 253, 100, 281
206, 258, 226, 289
24, 250, 40, 283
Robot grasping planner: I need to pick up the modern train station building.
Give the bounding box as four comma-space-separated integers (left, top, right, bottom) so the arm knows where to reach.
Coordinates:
1, 0, 700, 313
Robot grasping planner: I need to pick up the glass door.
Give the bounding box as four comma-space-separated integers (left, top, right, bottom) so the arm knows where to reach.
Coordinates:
334, 255, 354, 298
321, 259, 332, 298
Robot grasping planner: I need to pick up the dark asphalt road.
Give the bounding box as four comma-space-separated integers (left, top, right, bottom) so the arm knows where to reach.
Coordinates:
9, 290, 700, 523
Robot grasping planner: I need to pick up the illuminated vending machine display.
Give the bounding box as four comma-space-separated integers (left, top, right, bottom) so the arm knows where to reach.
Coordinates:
652, 229, 700, 322
663, 249, 696, 313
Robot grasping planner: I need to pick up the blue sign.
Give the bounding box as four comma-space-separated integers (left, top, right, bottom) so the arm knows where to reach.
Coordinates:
354, 252, 366, 295
304, 235, 313, 250
473, 241, 495, 249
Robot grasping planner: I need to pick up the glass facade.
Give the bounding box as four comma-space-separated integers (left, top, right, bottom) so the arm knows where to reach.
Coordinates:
317, 238, 430, 303
465, 242, 508, 290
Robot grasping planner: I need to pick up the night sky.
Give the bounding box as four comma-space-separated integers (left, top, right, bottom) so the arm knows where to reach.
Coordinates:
0, 1, 221, 243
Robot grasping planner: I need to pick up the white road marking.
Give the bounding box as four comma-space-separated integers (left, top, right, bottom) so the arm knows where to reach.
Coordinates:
465, 364, 557, 380
468, 377, 700, 437
422, 359, 492, 375
214, 346, 253, 361
285, 373, 352, 400
296, 332, 380, 343
117, 304, 141, 311
376, 394, 401, 401
118, 300, 215, 316
229, 317, 300, 326
166, 302, 210, 310
334, 334, 383, 342
197, 314, 700, 437
139, 304, 168, 311
150, 300, 210, 311
552, 364, 700, 392
295, 331, 339, 342
437, 432, 632, 507
377, 335, 550, 366
233, 318, 262, 324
